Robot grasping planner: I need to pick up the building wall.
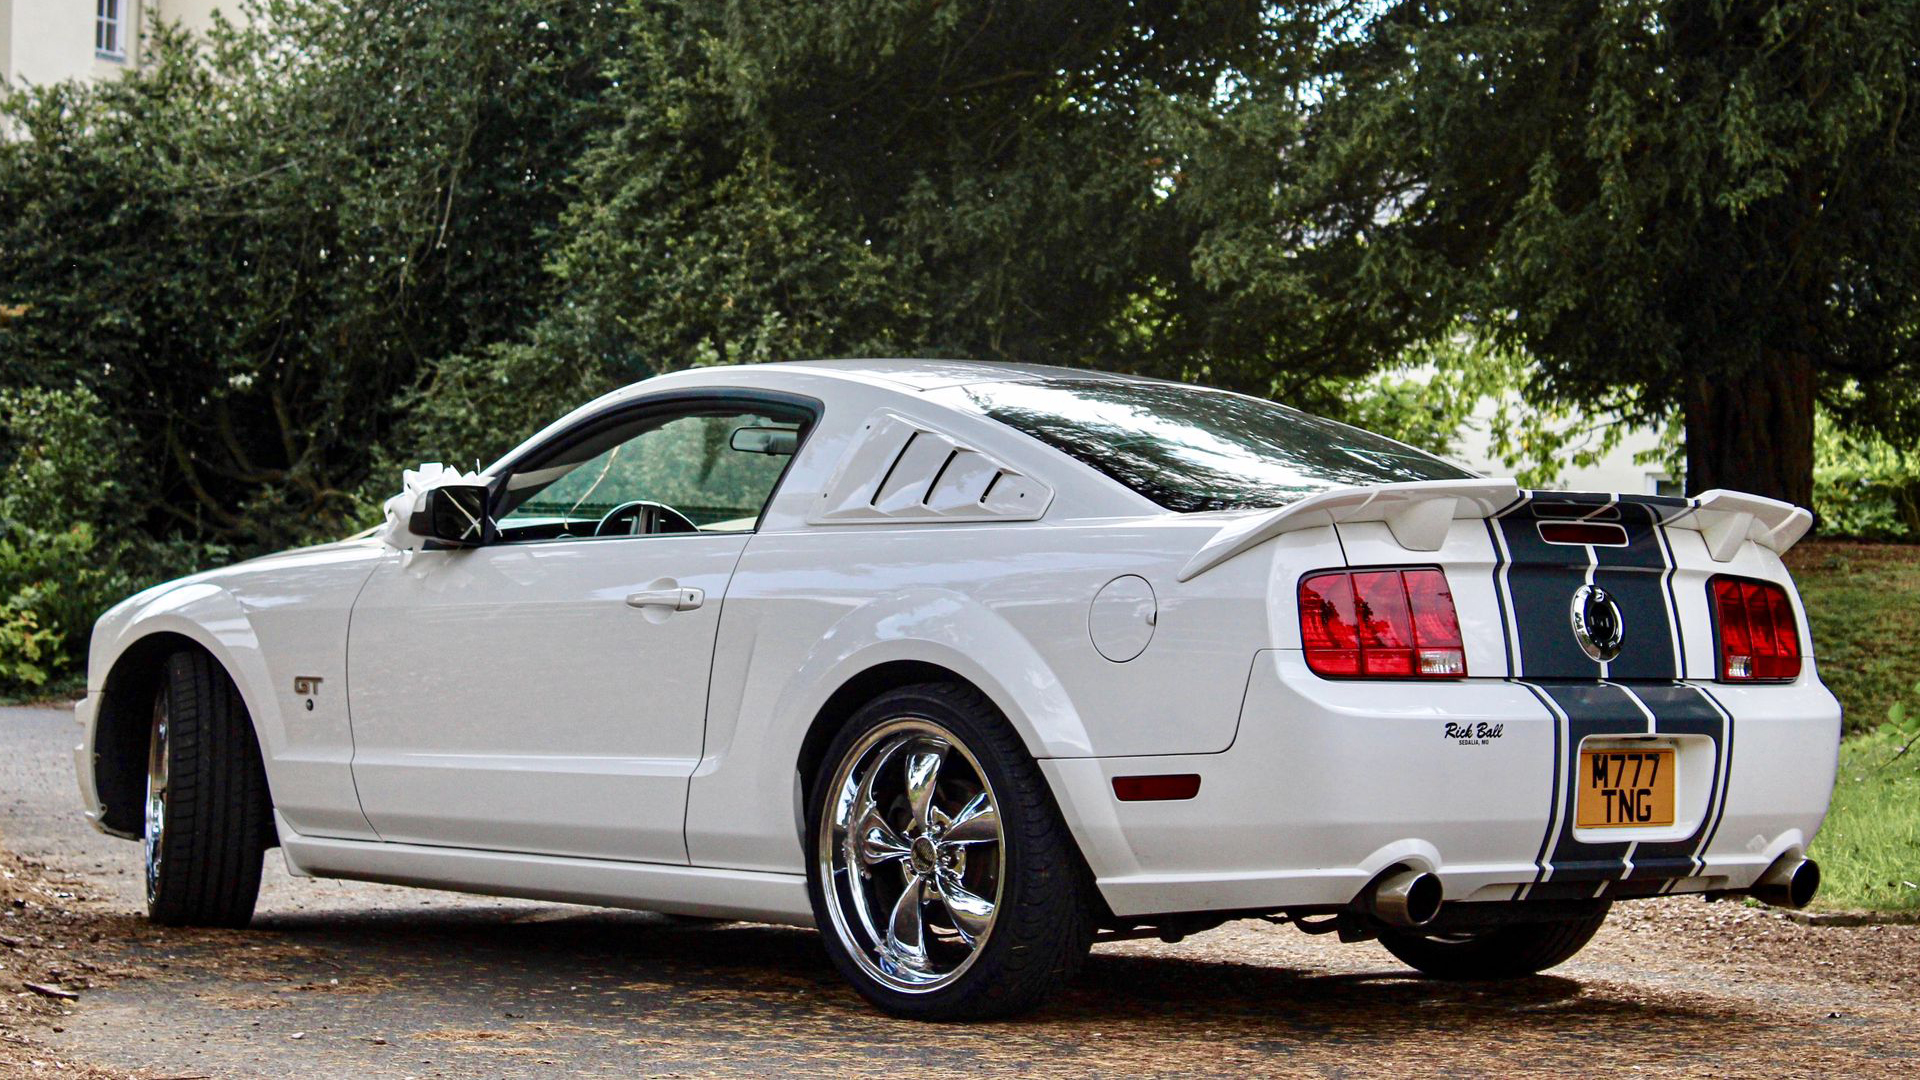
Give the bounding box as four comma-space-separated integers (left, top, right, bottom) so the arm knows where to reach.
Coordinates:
1450, 396, 1679, 497
157, 0, 225, 37
2, 0, 233, 89
4, 0, 105, 87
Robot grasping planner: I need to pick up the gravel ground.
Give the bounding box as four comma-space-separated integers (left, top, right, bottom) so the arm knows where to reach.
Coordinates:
2, 703, 1916, 1078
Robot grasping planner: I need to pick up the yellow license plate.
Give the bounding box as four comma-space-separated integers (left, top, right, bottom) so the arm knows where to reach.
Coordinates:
1575, 746, 1676, 829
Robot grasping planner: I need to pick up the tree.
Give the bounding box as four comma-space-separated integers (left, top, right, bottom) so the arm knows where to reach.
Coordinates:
524, 0, 1396, 412
1282, 0, 1920, 505
0, 0, 624, 550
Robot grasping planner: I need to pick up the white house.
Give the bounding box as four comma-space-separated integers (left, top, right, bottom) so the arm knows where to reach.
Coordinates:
2, 0, 226, 87
1450, 397, 1681, 497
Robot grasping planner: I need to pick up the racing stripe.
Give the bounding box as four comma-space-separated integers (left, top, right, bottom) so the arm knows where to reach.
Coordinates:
1592, 502, 1678, 681
1484, 491, 1533, 675
1532, 682, 1641, 889
1613, 684, 1727, 884
1506, 680, 1734, 898
1486, 491, 1726, 896
1690, 687, 1739, 880
1646, 494, 1695, 679
1491, 493, 1680, 680
1511, 680, 1567, 901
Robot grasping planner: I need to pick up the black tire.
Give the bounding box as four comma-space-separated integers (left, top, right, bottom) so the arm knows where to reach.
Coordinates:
805, 682, 1094, 1021
1378, 903, 1610, 980
143, 650, 274, 928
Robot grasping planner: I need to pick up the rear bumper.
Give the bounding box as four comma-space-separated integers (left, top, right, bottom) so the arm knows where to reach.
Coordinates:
1046, 651, 1841, 919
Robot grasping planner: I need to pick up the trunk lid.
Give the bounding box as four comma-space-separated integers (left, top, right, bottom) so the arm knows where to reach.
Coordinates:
1486, 492, 1693, 680
1185, 479, 1812, 682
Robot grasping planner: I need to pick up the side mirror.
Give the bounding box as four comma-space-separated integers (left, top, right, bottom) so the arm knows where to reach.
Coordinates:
378, 464, 493, 551
729, 425, 800, 456
411, 484, 492, 547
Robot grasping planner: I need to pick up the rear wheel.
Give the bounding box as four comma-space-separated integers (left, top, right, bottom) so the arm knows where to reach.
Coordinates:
806, 683, 1092, 1021
1379, 903, 1610, 980
144, 650, 274, 927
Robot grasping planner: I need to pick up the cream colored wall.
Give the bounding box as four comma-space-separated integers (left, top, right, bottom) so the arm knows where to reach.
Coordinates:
0, 0, 13, 85
157, 0, 226, 36
2, 0, 235, 89
4, 0, 105, 86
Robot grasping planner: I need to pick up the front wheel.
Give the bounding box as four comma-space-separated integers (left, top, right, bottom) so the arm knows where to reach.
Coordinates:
144, 650, 274, 927
806, 683, 1093, 1021
1378, 903, 1610, 980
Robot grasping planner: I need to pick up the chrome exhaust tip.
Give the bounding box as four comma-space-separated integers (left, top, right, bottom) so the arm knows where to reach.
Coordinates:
1366, 869, 1444, 928
1750, 855, 1820, 910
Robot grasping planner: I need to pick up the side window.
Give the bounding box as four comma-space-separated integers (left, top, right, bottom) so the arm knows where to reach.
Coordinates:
495, 403, 808, 543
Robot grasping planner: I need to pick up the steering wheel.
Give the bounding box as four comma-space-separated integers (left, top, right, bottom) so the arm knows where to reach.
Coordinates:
593, 500, 700, 538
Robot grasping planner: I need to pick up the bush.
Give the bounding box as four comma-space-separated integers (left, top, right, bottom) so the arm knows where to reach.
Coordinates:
1814, 415, 1920, 541
0, 589, 58, 688
0, 386, 230, 697
0, 526, 107, 690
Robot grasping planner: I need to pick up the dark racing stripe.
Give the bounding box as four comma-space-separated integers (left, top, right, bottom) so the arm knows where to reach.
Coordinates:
1654, 510, 1690, 679
1511, 681, 1566, 901
1491, 494, 1679, 680
1503, 680, 1734, 896
1483, 518, 1518, 676
1591, 502, 1678, 680
1532, 682, 1643, 887
1691, 686, 1738, 877
1614, 684, 1726, 881
1484, 492, 1727, 895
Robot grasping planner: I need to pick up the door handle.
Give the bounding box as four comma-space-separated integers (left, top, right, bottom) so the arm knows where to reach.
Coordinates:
626, 587, 704, 612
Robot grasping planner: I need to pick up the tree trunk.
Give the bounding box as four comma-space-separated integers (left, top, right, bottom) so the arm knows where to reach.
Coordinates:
1683, 352, 1815, 509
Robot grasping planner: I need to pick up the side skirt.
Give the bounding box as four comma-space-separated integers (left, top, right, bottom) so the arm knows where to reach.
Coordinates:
278, 818, 814, 927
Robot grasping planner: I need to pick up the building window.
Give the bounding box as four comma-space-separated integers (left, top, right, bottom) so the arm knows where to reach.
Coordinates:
96, 0, 125, 59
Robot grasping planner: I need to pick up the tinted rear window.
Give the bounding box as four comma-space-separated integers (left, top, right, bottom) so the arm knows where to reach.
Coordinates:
953, 379, 1475, 513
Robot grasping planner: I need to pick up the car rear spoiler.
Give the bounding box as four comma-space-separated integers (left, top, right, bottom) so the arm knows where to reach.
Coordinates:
1662, 489, 1815, 562
1175, 480, 1812, 581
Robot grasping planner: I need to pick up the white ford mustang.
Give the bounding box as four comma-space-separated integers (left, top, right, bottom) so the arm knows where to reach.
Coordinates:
74, 360, 1839, 1019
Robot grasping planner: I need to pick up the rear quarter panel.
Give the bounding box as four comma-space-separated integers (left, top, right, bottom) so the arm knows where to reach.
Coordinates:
685, 518, 1285, 872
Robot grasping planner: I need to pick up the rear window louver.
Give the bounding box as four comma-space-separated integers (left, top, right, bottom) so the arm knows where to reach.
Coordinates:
809, 412, 1052, 524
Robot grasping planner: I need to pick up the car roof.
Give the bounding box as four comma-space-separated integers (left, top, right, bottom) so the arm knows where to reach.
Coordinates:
733, 358, 1149, 392
487, 358, 1177, 481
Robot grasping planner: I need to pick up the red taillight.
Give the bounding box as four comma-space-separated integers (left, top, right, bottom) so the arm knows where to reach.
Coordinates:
1299, 572, 1360, 675
1710, 576, 1802, 682
1299, 568, 1466, 679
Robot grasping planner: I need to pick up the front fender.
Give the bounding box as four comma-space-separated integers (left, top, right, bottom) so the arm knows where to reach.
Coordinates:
82, 544, 382, 842
85, 583, 288, 802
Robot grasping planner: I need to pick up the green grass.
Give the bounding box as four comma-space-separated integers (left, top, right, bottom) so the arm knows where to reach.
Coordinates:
1784, 541, 1920, 735
1807, 731, 1920, 911
1785, 542, 1920, 911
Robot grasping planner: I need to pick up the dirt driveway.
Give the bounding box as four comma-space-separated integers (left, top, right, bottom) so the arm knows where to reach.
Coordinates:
3, 704, 1916, 1077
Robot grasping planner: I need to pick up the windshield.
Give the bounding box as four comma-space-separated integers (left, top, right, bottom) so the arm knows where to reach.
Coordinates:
951, 379, 1475, 513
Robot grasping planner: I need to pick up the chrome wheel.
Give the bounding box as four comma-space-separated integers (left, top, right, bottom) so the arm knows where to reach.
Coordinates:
818, 718, 1005, 994
143, 688, 169, 909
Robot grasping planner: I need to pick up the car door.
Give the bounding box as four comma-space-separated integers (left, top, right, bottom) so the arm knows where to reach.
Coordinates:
346, 393, 813, 864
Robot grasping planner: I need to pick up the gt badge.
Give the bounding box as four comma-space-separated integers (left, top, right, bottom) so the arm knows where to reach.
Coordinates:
1570, 585, 1624, 663
294, 675, 323, 712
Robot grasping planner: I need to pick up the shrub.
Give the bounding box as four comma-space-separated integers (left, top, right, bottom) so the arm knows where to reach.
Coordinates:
1814, 416, 1920, 541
